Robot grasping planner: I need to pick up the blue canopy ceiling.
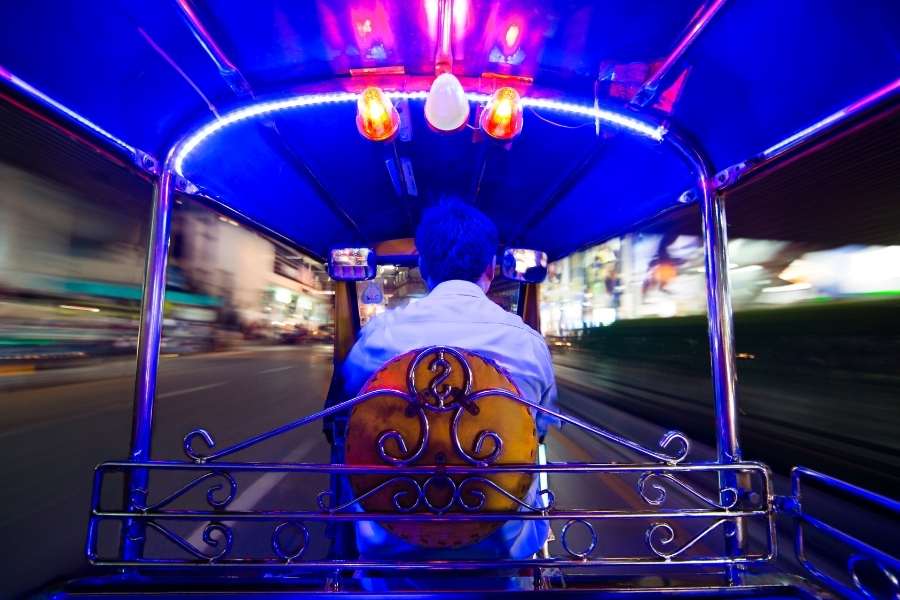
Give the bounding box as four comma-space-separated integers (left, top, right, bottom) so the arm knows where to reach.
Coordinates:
0, 0, 897, 259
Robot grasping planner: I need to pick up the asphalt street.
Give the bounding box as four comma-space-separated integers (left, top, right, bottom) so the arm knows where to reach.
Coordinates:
0, 345, 891, 597
1, 346, 335, 597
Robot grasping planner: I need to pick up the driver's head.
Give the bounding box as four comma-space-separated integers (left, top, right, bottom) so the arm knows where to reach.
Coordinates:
415, 197, 498, 292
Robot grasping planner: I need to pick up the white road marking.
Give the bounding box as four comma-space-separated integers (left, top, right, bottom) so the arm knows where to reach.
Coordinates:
186, 438, 319, 547
157, 382, 227, 398
259, 366, 296, 375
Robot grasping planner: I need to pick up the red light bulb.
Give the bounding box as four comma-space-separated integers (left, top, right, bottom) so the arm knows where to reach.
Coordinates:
479, 87, 524, 141
356, 86, 400, 141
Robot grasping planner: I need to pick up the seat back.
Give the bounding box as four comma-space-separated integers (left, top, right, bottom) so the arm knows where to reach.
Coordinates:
345, 346, 538, 548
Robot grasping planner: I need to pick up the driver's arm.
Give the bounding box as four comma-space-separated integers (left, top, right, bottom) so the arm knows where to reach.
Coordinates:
534, 338, 560, 440
340, 315, 388, 399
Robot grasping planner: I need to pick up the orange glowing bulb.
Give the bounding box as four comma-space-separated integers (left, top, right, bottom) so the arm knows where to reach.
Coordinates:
356, 86, 400, 142
479, 87, 524, 140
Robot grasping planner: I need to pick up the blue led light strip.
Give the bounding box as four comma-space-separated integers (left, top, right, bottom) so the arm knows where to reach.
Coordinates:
171, 91, 667, 175
0, 68, 138, 156
761, 77, 900, 159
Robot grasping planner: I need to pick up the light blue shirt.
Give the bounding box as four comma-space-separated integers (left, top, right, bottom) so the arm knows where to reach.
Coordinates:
342, 279, 558, 560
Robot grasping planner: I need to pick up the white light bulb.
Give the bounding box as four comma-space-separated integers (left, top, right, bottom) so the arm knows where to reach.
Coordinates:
424, 73, 470, 132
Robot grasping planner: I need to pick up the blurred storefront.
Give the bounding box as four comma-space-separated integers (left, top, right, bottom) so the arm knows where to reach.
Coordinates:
173, 204, 331, 340
541, 230, 900, 336
0, 162, 332, 361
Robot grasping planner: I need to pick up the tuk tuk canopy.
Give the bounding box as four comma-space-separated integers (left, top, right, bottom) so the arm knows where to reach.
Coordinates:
0, 0, 896, 259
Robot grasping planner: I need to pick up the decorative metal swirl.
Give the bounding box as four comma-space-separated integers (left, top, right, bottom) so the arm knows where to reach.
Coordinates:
316, 475, 549, 515
848, 554, 900, 600
317, 477, 422, 513
422, 475, 457, 514
180, 388, 412, 462
561, 519, 598, 559
377, 408, 430, 466
272, 521, 310, 562
464, 387, 692, 464
637, 472, 738, 510
407, 346, 473, 412
457, 477, 555, 513
146, 521, 233, 562
142, 471, 237, 512
656, 430, 691, 465
428, 354, 454, 405
450, 404, 503, 467
183, 428, 216, 463
645, 519, 735, 560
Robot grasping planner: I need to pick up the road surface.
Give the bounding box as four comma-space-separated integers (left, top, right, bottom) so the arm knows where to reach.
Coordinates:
0, 345, 888, 597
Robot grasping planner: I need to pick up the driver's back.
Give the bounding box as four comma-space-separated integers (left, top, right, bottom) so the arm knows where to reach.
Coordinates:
342, 278, 557, 430
340, 199, 558, 563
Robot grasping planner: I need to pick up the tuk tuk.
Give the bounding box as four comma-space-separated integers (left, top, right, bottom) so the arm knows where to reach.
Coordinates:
0, 0, 897, 597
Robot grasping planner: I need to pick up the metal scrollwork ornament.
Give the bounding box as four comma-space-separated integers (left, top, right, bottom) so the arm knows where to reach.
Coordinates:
272, 521, 310, 562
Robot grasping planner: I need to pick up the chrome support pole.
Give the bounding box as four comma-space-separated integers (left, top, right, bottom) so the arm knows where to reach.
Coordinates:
699, 188, 740, 463
122, 169, 175, 560
667, 130, 741, 463
699, 169, 746, 585
668, 129, 744, 581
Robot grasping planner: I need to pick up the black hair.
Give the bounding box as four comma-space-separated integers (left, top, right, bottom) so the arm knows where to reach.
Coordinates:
415, 197, 499, 286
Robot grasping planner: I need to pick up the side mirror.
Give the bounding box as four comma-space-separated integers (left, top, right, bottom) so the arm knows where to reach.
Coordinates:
501, 248, 548, 283
328, 248, 377, 281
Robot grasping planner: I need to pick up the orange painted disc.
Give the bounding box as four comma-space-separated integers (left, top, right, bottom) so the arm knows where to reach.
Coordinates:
345, 347, 538, 549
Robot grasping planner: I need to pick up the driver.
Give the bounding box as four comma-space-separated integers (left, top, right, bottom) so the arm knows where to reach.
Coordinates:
342, 197, 558, 565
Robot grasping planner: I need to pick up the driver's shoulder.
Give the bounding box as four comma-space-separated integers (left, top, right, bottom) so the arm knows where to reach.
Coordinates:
490, 307, 549, 348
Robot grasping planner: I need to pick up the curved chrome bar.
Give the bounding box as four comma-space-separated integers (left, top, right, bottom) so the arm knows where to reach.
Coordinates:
465, 388, 690, 464
848, 554, 899, 600
637, 472, 738, 510
645, 519, 735, 561
377, 408, 431, 466
145, 520, 232, 562
450, 405, 504, 466
421, 475, 457, 514
456, 477, 555, 513
560, 519, 599, 559
182, 388, 412, 463
665, 127, 740, 466
142, 471, 237, 512
317, 476, 422, 513
271, 521, 311, 562
791, 467, 900, 600
407, 346, 473, 411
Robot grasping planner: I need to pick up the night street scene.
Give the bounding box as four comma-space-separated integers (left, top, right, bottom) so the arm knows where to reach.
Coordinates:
0, 2, 898, 599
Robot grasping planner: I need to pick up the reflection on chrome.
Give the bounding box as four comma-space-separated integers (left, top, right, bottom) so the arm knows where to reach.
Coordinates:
141, 471, 238, 511
560, 519, 598, 559
637, 472, 738, 510
317, 475, 553, 516
146, 520, 233, 562
645, 519, 736, 561
847, 554, 899, 600
271, 521, 311, 562
377, 409, 430, 466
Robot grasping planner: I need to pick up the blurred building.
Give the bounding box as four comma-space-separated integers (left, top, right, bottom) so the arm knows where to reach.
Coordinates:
542, 227, 900, 336
0, 162, 145, 296
0, 161, 332, 359
173, 202, 331, 336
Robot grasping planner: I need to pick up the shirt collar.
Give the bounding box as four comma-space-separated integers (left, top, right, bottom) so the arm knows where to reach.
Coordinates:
427, 280, 487, 299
